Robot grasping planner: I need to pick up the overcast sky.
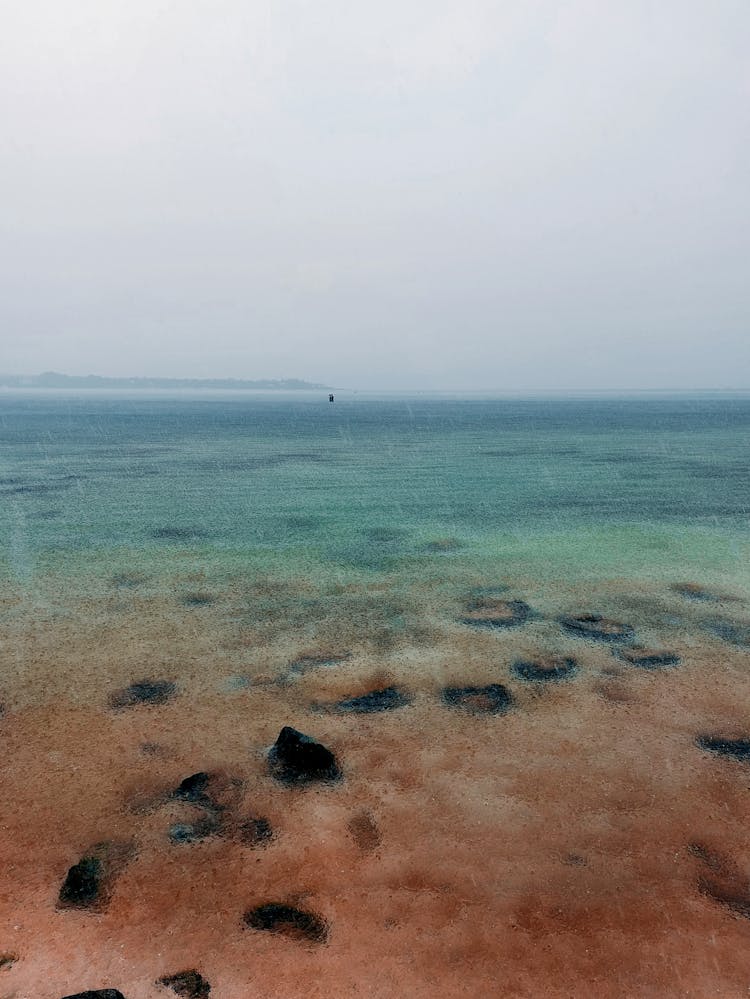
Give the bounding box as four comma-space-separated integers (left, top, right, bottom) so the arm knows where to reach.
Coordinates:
1, 1, 748, 390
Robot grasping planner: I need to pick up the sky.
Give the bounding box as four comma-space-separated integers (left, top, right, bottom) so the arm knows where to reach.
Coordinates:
1, 0, 749, 391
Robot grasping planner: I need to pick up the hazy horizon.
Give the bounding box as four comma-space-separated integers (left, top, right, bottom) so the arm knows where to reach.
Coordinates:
2, 1, 748, 391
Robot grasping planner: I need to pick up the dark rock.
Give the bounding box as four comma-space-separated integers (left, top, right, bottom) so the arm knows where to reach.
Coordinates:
441, 683, 513, 715
511, 656, 578, 683
173, 772, 212, 806
0, 953, 18, 969
109, 679, 177, 710
58, 842, 133, 911
616, 646, 681, 669
238, 817, 273, 846
559, 614, 635, 643
61, 992, 126, 999
243, 902, 328, 942
329, 686, 412, 714
172, 770, 243, 813
59, 856, 102, 908
460, 598, 531, 629
157, 969, 211, 998
696, 736, 750, 762
268, 726, 341, 784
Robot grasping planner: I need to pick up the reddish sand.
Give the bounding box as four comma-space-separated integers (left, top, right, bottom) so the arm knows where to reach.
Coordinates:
1, 576, 750, 998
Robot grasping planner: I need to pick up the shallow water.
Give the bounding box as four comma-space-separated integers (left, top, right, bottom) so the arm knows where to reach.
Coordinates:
1, 392, 750, 997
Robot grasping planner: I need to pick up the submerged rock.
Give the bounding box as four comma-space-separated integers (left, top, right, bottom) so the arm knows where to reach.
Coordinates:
61, 991, 126, 998
268, 726, 341, 784
157, 969, 211, 998
441, 684, 513, 715
511, 656, 578, 683
172, 770, 244, 812
460, 598, 531, 629
109, 679, 177, 710
616, 646, 681, 669
696, 735, 750, 761
559, 614, 635, 643
243, 902, 328, 942
325, 686, 412, 714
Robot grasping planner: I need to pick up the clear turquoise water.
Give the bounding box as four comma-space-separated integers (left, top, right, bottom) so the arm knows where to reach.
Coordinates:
1, 392, 749, 589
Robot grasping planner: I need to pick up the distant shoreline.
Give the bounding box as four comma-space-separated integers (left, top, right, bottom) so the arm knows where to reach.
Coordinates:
0, 372, 330, 391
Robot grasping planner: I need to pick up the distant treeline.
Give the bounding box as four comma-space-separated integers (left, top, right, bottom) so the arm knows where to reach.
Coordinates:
0, 372, 330, 390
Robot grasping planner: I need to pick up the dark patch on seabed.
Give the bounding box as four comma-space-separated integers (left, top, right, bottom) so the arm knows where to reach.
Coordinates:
181, 591, 215, 606
460, 598, 532, 629
323, 685, 413, 714
288, 650, 352, 675
672, 581, 725, 601
109, 679, 177, 709
616, 646, 681, 668
511, 656, 579, 683
442, 683, 514, 714
690, 842, 750, 919
189, 452, 329, 472
150, 526, 208, 540
243, 902, 329, 943
559, 613, 635, 643
702, 619, 750, 647
238, 816, 274, 846
347, 809, 381, 851
696, 735, 750, 761
158, 968, 212, 998
168, 818, 220, 845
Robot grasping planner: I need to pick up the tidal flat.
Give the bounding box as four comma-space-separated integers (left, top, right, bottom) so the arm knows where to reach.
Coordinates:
1, 393, 749, 998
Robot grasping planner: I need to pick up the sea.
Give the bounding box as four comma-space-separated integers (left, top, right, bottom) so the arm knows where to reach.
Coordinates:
1, 391, 749, 998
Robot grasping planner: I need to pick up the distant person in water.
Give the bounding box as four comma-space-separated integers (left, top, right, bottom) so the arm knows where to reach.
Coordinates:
329, 393, 334, 403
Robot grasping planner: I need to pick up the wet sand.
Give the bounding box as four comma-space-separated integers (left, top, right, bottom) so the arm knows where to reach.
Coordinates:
2, 569, 750, 997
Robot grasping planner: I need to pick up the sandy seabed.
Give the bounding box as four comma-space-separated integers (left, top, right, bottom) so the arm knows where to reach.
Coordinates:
1, 569, 750, 999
